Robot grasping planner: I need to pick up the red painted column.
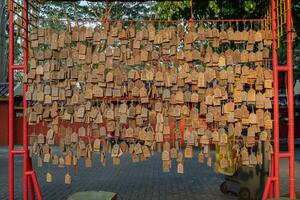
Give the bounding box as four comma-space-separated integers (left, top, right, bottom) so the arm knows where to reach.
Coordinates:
8, 0, 15, 199
286, 0, 296, 198
23, 0, 30, 199
271, 0, 280, 197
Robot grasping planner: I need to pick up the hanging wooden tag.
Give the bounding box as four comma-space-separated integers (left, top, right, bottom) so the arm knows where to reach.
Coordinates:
133, 143, 142, 155
162, 160, 171, 173
241, 147, 250, 166
226, 27, 235, 40
220, 158, 229, 169
50, 33, 58, 50
71, 155, 78, 167
46, 172, 52, 183
247, 88, 256, 103
64, 153, 72, 166
43, 153, 51, 163
58, 156, 65, 168
99, 152, 106, 166
255, 31, 263, 42
211, 130, 220, 143
162, 150, 170, 161
249, 152, 258, 166
71, 132, 78, 143
220, 133, 228, 145
198, 151, 205, 163
257, 151, 263, 165
92, 139, 101, 152
64, 173, 72, 184
184, 146, 193, 158
170, 148, 178, 159
191, 92, 199, 103
119, 141, 128, 153
132, 153, 139, 163
112, 157, 121, 165
155, 131, 163, 143
264, 115, 273, 130
37, 156, 43, 167
259, 130, 268, 142
142, 146, 151, 158
177, 162, 184, 174
249, 112, 257, 124
37, 134, 45, 144
85, 157, 92, 168
207, 157, 212, 167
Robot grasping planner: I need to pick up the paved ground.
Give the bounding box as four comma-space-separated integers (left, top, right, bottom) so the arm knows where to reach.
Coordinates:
0, 146, 299, 200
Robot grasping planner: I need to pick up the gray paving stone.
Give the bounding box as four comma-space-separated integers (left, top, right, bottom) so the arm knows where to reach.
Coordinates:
1, 146, 299, 200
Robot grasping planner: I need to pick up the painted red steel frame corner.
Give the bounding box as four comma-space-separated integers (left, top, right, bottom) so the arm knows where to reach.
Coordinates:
262, 0, 295, 199
8, 0, 295, 200
8, 0, 42, 199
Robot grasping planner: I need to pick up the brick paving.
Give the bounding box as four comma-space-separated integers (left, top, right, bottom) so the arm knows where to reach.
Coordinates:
0, 146, 299, 200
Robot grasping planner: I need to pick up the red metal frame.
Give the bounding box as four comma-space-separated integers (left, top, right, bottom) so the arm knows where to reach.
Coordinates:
262, 0, 295, 199
8, 0, 295, 199
8, 0, 42, 200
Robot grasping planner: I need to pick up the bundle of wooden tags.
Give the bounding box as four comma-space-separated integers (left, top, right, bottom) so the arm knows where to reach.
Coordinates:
26, 21, 274, 184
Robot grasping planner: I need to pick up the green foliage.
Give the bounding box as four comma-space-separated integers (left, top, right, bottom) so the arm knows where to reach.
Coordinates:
152, 1, 190, 20
243, 1, 256, 14
151, 0, 267, 20
1, 0, 300, 83
208, 1, 220, 15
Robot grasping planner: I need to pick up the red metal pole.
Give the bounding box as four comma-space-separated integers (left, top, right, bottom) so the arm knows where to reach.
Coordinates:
268, 155, 274, 198
28, 157, 35, 200
286, 0, 296, 198
263, 177, 272, 200
262, 177, 276, 200
23, 0, 29, 199
8, 0, 15, 199
26, 172, 43, 200
271, 0, 280, 197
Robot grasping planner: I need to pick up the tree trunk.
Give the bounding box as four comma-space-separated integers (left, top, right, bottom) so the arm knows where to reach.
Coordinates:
0, 0, 7, 83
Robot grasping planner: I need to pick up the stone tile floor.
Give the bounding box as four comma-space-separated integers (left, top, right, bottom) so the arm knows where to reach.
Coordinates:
0, 146, 299, 200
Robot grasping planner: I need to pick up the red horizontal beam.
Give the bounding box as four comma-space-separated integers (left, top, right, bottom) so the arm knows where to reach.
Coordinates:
11, 150, 25, 155
37, 18, 271, 24
279, 152, 290, 158
277, 66, 289, 72
12, 65, 24, 70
